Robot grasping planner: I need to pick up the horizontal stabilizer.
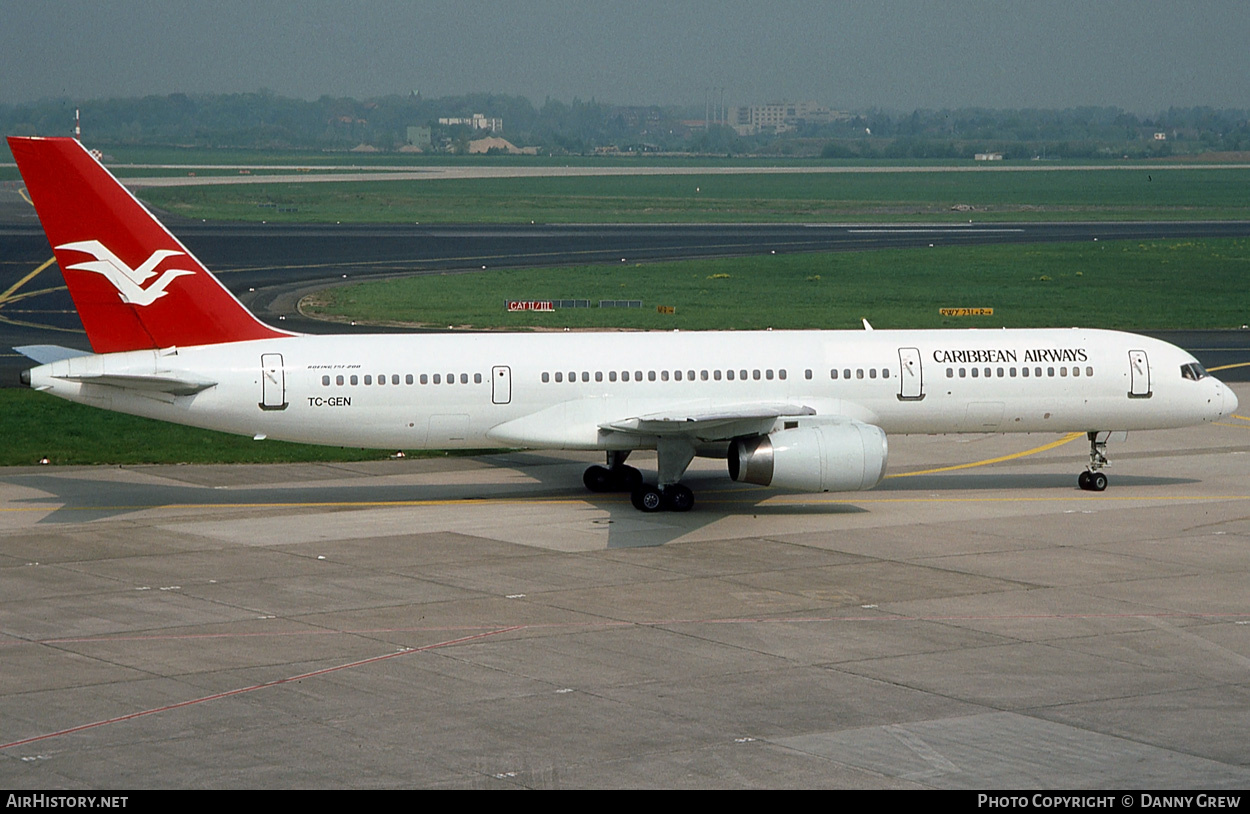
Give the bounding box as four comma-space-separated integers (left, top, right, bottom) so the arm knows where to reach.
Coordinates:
57, 372, 217, 396
15, 345, 90, 365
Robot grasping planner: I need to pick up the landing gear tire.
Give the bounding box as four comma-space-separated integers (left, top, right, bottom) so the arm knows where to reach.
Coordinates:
584, 465, 612, 492
631, 484, 665, 512
1078, 470, 1108, 492
662, 484, 694, 512
615, 465, 643, 491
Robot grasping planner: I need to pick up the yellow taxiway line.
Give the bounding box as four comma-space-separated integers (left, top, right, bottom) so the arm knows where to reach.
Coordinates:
885, 432, 1084, 478
0, 257, 56, 305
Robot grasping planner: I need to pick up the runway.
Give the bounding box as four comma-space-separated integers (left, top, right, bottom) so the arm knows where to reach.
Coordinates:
4, 208, 1250, 384
2, 393, 1248, 787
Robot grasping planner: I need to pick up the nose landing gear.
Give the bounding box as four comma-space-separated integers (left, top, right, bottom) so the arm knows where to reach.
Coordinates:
1078, 431, 1110, 492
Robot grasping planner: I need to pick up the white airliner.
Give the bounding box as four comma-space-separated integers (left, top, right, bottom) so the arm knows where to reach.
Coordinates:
10, 136, 1237, 511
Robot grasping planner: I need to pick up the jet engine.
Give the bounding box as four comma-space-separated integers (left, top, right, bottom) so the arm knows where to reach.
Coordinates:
728, 422, 888, 492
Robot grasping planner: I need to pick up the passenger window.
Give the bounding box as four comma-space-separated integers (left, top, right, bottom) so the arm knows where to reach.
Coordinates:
609, 371, 617, 382
947, 368, 954, 378
714, 370, 722, 381
336, 375, 344, 386
648, 371, 657, 382
364, 375, 373, 385
739, 370, 748, 380
727, 370, 735, 381
391, 374, 399, 385
661, 370, 669, 381
433, 374, 441, 384
688, 370, 695, 380
555, 372, 563, 383
1021, 367, 1029, 377
831, 369, 839, 380
622, 371, 630, 382
1072, 367, 1079, 377
321, 375, 330, 386
984, 368, 991, 378
461, 373, 469, 384
581, 371, 589, 382
1035, 367, 1042, 377
1086, 367, 1094, 377
779, 369, 786, 380
971, 368, 979, 378
635, 370, 643, 381
1047, 367, 1055, 377
474, 373, 482, 384
997, 367, 1004, 378
701, 370, 709, 381
856, 369, 864, 379
805, 369, 812, 380
1060, 367, 1067, 377
843, 369, 851, 379
674, 370, 682, 381
378, 374, 385, 385
1009, 368, 1016, 378
595, 371, 603, 382
420, 374, 429, 384
753, 370, 761, 380
869, 369, 877, 379
959, 368, 966, 378
406, 374, 414, 385
350, 375, 358, 385
880, 369, 888, 379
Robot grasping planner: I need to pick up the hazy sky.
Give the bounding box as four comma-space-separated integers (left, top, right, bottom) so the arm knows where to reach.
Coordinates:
3, 1, 1249, 112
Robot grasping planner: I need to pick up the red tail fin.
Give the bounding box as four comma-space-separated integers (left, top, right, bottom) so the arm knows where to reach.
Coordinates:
8, 136, 293, 352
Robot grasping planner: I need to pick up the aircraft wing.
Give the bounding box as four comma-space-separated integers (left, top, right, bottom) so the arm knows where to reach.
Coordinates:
487, 399, 821, 447
601, 402, 816, 439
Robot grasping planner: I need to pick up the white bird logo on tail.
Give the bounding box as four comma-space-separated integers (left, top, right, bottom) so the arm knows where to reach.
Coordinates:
56, 240, 195, 306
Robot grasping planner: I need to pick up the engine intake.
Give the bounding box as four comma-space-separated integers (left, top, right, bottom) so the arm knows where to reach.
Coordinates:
729, 422, 888, 492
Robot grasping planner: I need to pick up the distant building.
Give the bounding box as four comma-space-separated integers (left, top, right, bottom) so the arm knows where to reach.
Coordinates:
1154, 132, 1168, 141
405, 126, 432, 150
974, 152, 1004, 161
727, 101, 844, 136
438, 114, 503, 133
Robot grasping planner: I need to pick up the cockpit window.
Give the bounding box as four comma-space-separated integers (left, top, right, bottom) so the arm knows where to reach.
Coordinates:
1180, 363, 1209, 381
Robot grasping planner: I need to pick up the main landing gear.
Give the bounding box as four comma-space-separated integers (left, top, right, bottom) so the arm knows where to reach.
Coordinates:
1078, 431, 1110, 492
583, 443, 698, 513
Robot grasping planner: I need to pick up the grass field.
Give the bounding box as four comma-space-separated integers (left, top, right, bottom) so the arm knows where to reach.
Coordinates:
303, 238, 1250, 332
136, 166, 1250, 224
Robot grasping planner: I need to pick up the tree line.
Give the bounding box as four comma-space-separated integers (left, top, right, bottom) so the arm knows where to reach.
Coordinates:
3, 91, 1248, 158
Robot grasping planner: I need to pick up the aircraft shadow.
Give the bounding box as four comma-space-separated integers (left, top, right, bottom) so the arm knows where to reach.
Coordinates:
0, 460, 1194, 551
878, 472, 1199, 491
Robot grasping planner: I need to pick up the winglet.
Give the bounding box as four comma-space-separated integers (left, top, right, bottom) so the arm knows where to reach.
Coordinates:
8, 136, 294, 353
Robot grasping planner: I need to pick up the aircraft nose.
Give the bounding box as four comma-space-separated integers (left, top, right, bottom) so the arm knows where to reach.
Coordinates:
1223, 380, 1239, 415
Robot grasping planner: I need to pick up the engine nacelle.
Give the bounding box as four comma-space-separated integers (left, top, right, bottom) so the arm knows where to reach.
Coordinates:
728, 422, 888, 492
